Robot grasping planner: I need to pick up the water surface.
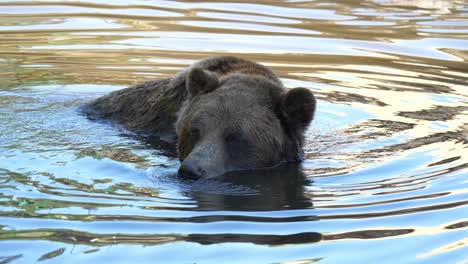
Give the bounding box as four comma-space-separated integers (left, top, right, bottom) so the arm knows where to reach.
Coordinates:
0, 0, 467, 263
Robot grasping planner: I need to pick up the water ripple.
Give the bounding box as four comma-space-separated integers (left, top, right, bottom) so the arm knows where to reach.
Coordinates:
0, 0, 467, 263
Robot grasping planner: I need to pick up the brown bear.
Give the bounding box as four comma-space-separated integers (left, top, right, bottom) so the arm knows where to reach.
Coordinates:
83, 56, 316, 179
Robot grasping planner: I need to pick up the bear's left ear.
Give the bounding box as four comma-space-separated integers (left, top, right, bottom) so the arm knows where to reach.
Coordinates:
279, 88, 316, 131
186, 67, 219, 97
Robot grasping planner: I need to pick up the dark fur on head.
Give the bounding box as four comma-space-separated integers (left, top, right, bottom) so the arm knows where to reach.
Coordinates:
176, 57, 316, 178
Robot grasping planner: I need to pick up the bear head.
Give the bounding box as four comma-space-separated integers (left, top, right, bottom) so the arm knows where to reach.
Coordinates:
176, 67, 316, 179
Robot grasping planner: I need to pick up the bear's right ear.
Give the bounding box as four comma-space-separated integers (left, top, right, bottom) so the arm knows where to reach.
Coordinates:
186, 67, 219, 97
279, 88, 316, 132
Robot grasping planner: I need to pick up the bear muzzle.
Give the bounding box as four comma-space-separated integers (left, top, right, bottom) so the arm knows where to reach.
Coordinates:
178, 159, 206, 179
177, 142, 226, 179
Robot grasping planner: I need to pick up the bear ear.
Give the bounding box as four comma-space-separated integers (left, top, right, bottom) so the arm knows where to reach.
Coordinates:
186, 67, 219, 97
280, 88, 316, 131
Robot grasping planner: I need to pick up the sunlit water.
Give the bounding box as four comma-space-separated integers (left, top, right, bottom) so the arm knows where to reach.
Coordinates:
1, 0, 467, 263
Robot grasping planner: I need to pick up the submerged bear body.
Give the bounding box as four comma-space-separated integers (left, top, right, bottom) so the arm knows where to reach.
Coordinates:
84, 56, 316, 179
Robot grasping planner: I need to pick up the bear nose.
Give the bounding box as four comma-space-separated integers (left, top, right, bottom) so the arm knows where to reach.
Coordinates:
178, 159, 205, 179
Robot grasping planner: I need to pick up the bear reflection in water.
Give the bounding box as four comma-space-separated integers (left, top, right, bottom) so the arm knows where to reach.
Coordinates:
188, 163, 313, 211
184, 163, 321, 245
84, 56, 316, 179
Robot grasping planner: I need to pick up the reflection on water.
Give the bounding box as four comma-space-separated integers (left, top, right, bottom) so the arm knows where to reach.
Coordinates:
0, 0, 467, 263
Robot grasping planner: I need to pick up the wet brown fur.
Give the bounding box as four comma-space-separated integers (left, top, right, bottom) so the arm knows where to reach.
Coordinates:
83, 56, 316, 178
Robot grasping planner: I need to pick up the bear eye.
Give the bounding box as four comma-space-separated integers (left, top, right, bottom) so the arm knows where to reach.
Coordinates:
225, 132, 242, 144
190, 127, 201, 142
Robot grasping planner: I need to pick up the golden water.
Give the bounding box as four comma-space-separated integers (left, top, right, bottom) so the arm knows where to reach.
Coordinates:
0, 1, 467, 263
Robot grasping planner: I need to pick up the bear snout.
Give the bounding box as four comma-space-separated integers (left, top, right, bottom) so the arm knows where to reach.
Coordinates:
178, 159, 206, 179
